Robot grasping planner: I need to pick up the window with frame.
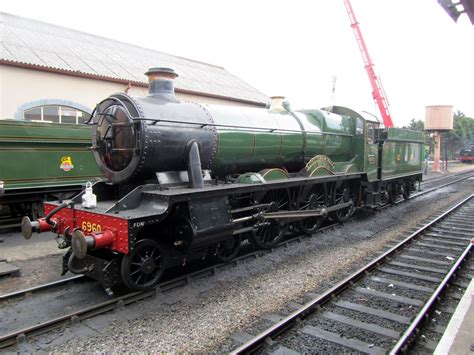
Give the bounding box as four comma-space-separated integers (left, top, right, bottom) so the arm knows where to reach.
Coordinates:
24, 105, 91, 124
367, 122, 375, 144
356, 118, 364, 135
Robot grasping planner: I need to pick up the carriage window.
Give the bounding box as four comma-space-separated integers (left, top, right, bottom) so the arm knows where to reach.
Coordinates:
24, 106, 91, 124
367, 123, 375, 144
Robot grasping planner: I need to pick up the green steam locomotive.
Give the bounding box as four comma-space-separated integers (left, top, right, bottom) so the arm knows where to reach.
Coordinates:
22, 67, 424, 292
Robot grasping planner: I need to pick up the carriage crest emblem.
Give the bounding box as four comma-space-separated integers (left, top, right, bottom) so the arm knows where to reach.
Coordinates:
60, 156, 74, 171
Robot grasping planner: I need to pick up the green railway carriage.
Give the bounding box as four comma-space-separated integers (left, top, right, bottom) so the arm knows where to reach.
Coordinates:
0, 120, 102, 220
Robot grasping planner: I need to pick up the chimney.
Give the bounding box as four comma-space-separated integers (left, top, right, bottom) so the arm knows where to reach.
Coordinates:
269, 96, 288, 112
144, 67, 179, 102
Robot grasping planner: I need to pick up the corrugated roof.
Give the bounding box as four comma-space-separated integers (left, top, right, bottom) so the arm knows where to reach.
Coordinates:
0, 12, 269, 105
461, 0, 474, 24
438, 0, 474, 24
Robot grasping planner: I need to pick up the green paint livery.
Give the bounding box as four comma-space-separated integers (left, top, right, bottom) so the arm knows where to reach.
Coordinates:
0, 120, 103, 191
208, 105, 422, 184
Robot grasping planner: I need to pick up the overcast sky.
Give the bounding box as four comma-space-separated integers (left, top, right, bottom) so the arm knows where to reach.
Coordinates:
2, 0, 473, 126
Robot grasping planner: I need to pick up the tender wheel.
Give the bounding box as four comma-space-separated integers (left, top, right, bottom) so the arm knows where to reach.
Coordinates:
251, 189, 290, 249
297, 184, 327, 235
331, 182, 355, 223
120, 238, 164, 291
215, 235, 242, 263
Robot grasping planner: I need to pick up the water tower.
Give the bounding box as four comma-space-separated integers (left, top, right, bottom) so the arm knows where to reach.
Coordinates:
425, 105, 454, 173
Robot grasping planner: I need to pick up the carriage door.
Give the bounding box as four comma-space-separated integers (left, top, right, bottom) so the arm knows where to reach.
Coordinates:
365, 122, 378, 181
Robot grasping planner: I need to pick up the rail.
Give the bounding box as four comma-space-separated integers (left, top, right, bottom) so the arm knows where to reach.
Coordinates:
231, 194, 474, 354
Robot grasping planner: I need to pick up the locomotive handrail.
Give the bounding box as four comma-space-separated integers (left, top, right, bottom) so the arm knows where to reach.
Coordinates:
84, 96, 134, 125
88, 96, 354, 137
132, 116, 354, 137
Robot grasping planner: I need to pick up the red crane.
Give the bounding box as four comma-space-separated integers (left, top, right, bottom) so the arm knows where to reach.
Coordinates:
343, 0, 394, 127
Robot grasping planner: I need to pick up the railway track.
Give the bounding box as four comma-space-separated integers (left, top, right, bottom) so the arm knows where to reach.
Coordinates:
414, 170, 474, 197
230, 194, 473, 354
0, 222, 342, 350
420, 168, 474, 185
0, 173, 472, 349
0, 275, 84, 302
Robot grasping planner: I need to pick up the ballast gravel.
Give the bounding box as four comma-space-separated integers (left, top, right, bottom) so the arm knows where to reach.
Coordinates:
45, 181, 473, 353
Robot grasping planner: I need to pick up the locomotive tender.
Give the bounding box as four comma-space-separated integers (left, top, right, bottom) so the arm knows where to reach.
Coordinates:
22, 68, 424, 291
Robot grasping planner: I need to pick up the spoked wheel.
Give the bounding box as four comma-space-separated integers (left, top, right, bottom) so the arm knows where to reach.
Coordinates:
331, 182, 356, 223
251, 189, 290, 249
120, 238, 164, 291
215, 235, 242, 263
297, 184, 328, 235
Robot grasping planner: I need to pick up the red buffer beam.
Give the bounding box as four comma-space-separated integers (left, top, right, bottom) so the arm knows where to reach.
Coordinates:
343, 0, 394, 127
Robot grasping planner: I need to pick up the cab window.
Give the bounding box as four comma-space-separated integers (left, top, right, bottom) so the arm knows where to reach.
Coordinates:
356, 118, 364, 135
367, 122, 375, 144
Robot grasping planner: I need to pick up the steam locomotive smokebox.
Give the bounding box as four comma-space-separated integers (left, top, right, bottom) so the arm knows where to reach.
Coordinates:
92, 68, 218, 183
424, 105, 453, 131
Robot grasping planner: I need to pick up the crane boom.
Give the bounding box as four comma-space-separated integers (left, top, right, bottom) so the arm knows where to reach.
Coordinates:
343, 0, 394, 127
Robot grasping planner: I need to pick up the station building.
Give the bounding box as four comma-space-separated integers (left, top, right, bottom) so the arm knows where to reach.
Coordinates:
0, 12, 268, 123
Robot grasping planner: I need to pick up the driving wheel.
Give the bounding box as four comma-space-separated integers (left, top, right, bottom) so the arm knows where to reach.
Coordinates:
297, 184, 328, 235
331, 182, 355, 223
251, 189, 290, 249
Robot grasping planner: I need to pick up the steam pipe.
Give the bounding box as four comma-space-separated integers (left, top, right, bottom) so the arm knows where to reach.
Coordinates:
45, 200, 72, 226
187, 140, 204, 188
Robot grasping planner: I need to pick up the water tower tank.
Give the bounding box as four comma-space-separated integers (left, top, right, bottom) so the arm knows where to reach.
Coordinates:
425, 105, 454, 131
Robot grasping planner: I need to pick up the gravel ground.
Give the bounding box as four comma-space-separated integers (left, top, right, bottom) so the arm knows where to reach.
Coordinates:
21, 179, 469, 353
0, 278, 104, 335
324, 303, 407, 332
0, 254, 67, 294
0, 229, 64, 294
280, 328, 367, 354
307, 315, 397, 349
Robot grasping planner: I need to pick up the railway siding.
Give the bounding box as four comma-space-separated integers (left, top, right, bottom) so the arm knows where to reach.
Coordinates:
231, 195, 474, 354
